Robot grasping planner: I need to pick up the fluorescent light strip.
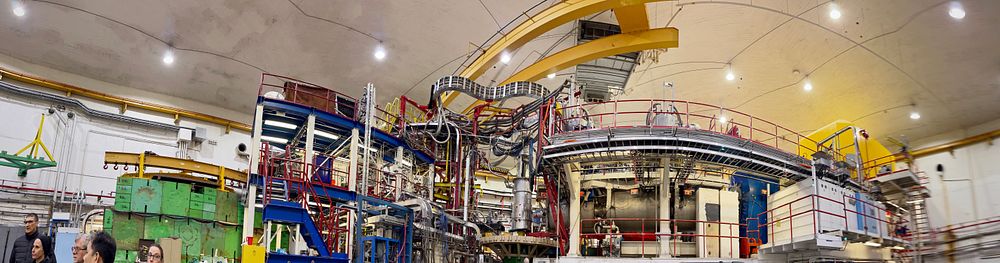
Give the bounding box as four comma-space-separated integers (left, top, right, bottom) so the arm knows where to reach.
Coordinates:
261, 136, 288, 144
358, 145, 378, 152
315, 130, 340, 140
264, 120, 297, 130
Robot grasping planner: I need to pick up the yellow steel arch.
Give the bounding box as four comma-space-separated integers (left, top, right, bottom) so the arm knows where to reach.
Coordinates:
441, 0, 672, 107
499, 27, 678, 85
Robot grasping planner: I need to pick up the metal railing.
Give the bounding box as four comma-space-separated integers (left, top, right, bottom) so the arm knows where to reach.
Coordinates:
555, 99, 822, 156
580, 218, 745, 258
752, 193, 907, 248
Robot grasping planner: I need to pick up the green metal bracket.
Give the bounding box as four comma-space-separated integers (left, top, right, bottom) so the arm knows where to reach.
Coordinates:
1, 115, 57, 176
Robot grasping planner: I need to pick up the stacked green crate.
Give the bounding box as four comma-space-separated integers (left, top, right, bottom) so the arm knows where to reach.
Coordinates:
113, 250, 137, 263
176, 220, 203, 258
215, 191, 239, 223
202, 188, 217, 220
223, 226, 242, 258
102, 209, 114, 233
189, 190, 205, 219
131, 178, 162, 214
161, 181, 191, 216
203, 224, 225, 256
143, 216, 174, 241
111, 211, 144, 251
114, 177, 133, 211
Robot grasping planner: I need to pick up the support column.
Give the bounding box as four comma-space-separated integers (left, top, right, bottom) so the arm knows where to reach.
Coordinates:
395, 146, 405, 200
658, 157, 672, 258
243, 104, 265, 244
346, 128, 359, 260
348, 129, 360, 192
304, 114, 316, 178
566, 163, 582, 257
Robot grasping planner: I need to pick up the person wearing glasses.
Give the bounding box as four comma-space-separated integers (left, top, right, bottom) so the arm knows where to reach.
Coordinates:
145, 244, 162, 263
71, 234, 91, 263
9, 213, 49, 263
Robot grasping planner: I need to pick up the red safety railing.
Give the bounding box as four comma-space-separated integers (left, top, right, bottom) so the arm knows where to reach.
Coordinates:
555, 99, 821, 157
580, 218, 746, 258
259, 73, 359, 120
258, 142, 353, 254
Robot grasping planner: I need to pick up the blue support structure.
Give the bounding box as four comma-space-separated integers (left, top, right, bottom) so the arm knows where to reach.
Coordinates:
259, 98, 433, 164
354, 195, 414, 263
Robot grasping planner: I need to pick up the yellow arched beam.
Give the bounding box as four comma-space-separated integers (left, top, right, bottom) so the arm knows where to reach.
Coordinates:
499, 27, 678, 85
613, 4, 650, 33
440, 0, 672, 107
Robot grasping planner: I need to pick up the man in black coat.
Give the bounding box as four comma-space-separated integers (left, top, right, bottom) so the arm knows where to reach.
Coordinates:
8, 213, 45, 263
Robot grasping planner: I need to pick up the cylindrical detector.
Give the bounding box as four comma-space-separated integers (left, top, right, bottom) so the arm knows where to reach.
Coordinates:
511, 177, 533, 231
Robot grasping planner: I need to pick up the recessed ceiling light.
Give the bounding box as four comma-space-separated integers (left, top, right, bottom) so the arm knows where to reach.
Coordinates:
162, 51, 174, 65
803, 82, 813, 92
725, 71, 735, 81
500, 52, 511, 64
261, 136, 288, 144
547, 73, 556, 79
718, 116, 728, 124
910, 112, 921, 120
829, 9, 842, 20
264, 120, 297, 130
373, 45, 386, 60
949, 6, 965, 19
314, 130, 340, 140
12, 3, 25, 17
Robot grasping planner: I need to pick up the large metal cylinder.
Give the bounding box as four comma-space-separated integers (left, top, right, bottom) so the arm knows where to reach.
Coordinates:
511, 177, 532, 231
582, 190, 659, 233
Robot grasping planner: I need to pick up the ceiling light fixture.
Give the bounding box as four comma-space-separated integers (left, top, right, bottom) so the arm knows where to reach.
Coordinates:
829, 8, 842, 19
547, 73, 556, 79
12, 3, 25, 17
910, 112, 921, 120
948, 2, 965, 19
718, 116, 728, 124
803, 82, 813, 92
314, 130, 340, 140
264, 120, 298, 130
162, 51, 175, 65
863, 241, 882, 247
373, 44, 386, 60
725, 64, 735, 81
500, 52, 511, 64
261, 136, 288, 144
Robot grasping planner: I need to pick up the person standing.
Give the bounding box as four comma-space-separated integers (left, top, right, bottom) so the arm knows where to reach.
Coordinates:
71, 234, 91, 263
30, 237, 55, 263
82, 232, 114, 263
9, 213, 45, 263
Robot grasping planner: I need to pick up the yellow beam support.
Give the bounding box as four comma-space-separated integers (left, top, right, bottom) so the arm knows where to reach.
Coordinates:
441, 0, 673, 107
613, 4, 650, 33
499, 27, 678, 85
105, 151, 247, 183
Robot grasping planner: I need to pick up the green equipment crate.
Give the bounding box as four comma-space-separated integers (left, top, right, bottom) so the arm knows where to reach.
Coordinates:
161, 181, 191, 216
103, 209, 114, 233
114, 193, 132, 211
223, 226, 242, 258
203, 224, 225, 255
200, 210, 215, 221
254, 211, 263, 229
114, 250, 137, 263
131, 178, 162, 214
143, 216, 175, 241
111, 211, 144, 250
176, 220, 203, 257
215, 191, 240, 223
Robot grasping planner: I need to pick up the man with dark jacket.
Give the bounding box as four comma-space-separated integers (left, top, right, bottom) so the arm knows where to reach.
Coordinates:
8, 213, 45, 263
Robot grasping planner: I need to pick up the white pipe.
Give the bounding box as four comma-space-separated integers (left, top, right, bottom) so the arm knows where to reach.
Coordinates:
462, 153, 472, 225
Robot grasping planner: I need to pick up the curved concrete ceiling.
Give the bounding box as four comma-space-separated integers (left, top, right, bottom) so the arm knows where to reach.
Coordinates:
0, 0, 998, 145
